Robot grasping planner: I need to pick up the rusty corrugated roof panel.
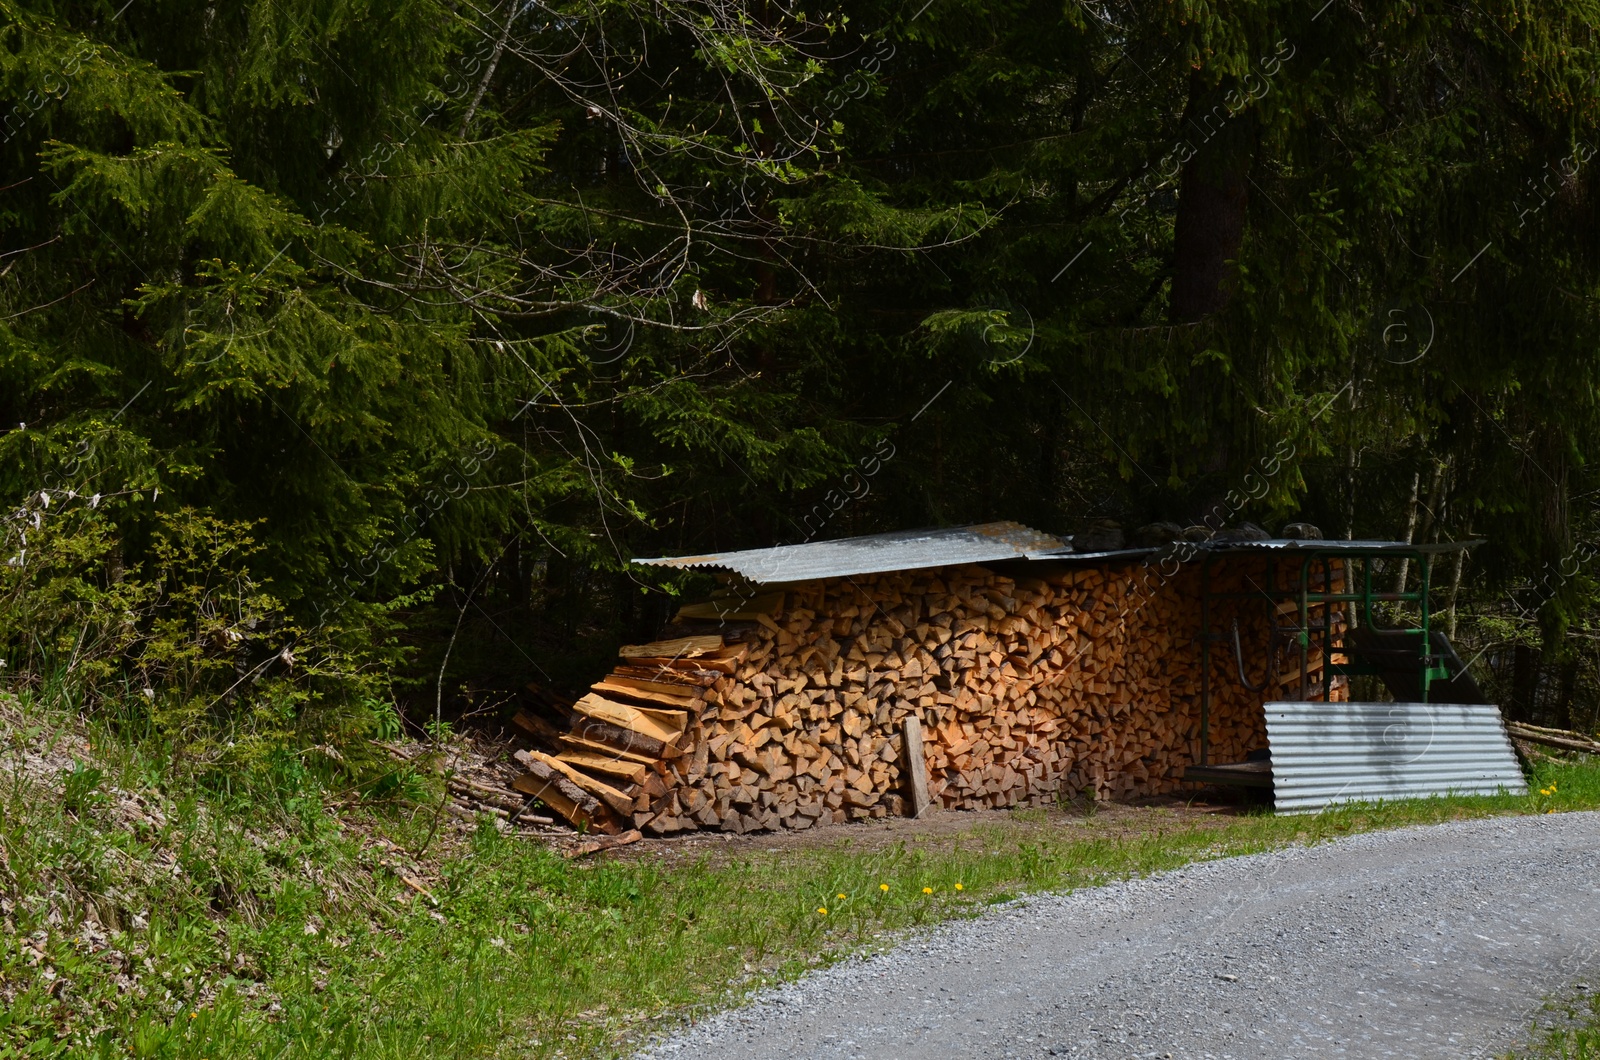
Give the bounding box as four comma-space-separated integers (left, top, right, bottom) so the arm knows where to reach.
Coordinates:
633, 521, 1066, 585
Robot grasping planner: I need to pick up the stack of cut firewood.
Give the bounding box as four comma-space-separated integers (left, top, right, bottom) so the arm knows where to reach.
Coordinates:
511, 557, 1345, 835
507, 635, 733, 834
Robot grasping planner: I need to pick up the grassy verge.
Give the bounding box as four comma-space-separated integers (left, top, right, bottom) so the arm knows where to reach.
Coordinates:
4, 698, 1600, 1060
1508, 971, 1600, 1059
1512, 991, 1600, 1058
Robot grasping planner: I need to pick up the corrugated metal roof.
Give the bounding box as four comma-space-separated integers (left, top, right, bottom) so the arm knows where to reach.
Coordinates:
640, 526, 1482, 584
1027, 538, 1483, 562
1213, 538, 1482, 555
1025, 546, 1153, 561
1265, 701, 1526, 813
633, 521, 1066, 585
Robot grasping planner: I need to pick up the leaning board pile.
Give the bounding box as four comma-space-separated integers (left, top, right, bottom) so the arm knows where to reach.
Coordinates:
513, 557, 1347, 834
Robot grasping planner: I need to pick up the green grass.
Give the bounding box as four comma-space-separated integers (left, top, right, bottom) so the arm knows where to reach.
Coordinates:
1512, 991, 1600, 1058
4, 697, 1600, 1060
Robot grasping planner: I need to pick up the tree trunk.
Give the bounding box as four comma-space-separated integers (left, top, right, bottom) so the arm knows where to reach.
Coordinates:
1446, 538, 1467, 638
1392, 471, 1421, 595
1170, 76, 1257, 497
1556, 658, 1578, 730
1343, 442, 1357, 541
1416, 458, 1447, 545
1511, 643, 1541, 721
1169, 77, 1256, 323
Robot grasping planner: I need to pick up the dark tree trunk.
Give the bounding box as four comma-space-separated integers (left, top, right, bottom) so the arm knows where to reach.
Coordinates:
1557, 657, 1578, 730
1511, 643, 1541, 721
1169, 77, 1257, 323
1170, 76, 1259, 508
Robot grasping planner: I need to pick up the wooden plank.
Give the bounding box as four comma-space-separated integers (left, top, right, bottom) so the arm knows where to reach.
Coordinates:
602, 672, 704, 694
591, 678, 700, 712
587, 694, 691, 736
510, 753, 620, 835
559, 732, 661, 765
902, 715, 932, 818
556, 751, 647, 786
573, 693, 680, 744
618, 634, 725, 659
620, 655, 741, 675
511, 768, 576, 811
611, 665, 712, 687
630, 705, 690, 736
526, 750, 636, 817
511, 771, 601, 831
676, 592, 784, 622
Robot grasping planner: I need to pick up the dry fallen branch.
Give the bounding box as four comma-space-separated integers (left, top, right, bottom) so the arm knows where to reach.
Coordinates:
1506, 721, 1600, 755
564, 828, 644, 859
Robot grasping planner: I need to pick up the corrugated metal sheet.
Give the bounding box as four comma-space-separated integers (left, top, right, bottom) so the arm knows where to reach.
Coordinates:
1265, 701, 1526, 813
1025, 546, 1156, 561
1026, 538, 1483, 562
633, 521, 1065, 585
637, 525, 1480, 585
1211, 538, 1482, 555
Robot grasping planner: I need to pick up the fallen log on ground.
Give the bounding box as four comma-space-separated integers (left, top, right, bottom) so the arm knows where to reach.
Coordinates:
1506, 722, 1600, 755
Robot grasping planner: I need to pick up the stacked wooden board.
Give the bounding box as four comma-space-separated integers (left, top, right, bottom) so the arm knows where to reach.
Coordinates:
513, 557, 1348, 834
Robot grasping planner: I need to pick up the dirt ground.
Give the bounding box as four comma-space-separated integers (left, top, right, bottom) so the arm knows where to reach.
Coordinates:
604, 788, 1265, 868
420, 729, 1270, 865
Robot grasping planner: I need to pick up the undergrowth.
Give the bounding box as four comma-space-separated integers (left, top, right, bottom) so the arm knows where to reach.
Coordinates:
4, 687, 1600, 1059
0, 501, 413, 789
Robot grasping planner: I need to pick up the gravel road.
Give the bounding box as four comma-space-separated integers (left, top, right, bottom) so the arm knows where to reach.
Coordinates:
640, 812, 1600, 1059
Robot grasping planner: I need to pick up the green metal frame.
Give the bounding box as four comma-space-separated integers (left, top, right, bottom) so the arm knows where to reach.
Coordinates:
1197, 547, 1450, 766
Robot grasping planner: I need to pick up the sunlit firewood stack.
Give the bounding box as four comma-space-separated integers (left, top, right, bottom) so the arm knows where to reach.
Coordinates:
511, 556, 1346, 835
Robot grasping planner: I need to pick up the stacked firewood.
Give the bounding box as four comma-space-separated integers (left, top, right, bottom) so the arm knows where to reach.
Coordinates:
501, 635, 726, 835
512, 557, 1346, 835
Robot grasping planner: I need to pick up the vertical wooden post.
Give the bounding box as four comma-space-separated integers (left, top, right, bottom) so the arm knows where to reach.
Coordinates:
902, 715, 931, 818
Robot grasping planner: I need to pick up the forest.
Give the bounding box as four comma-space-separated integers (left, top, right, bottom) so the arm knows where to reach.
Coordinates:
4, 0, 1600, 775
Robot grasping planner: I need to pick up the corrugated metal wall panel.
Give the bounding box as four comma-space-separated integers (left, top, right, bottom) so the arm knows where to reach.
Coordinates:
1265, 701, 1527, 813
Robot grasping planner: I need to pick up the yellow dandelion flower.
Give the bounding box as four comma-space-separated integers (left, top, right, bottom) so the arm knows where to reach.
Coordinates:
836, 892, 846, 900
817, 906, 828, 915
922, 887, 933, 894
955, 883, 964, 891
1548, 809, 1556, 814
879, 883, 889, 892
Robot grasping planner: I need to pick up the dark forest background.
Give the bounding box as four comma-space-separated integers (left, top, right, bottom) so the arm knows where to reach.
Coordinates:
4, 0, 1600, 774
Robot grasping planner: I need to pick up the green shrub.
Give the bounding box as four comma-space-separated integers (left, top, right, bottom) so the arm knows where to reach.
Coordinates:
0, 499, 404, 789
